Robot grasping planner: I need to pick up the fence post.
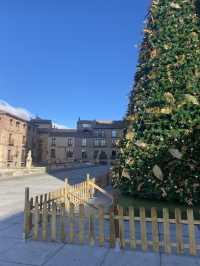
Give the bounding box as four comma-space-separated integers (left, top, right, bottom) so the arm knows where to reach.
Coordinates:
42, 199, 48, 241
163, 208, 171, 254
140, 207, 147, 251
187, 208, 196, 256
175, 208, 183, 254
109, 205, 115, 248
23, 187, 30, 240
113, 194, 120, 250
98, 205, 104, 247
83, 181, 86, 201
61, 203, 66, 242
65, 178, 69, 210
29, 197, 33, 230
89, 208, 95, 246
39, 195, 43, 224
113, 205, 121, 251
69, 202, 75, 243
118, 206, 125, 249
151, 207, 159, 252
79, 204, 84, 244
91, 178, 95, 198
51, 202, 57, 241
129, 206, 136, 249
86, 174, 90, 199
33, 197, 39, 240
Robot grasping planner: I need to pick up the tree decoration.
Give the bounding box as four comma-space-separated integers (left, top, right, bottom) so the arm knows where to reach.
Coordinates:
184, 94, 199, 105
164, 92, 175, 104
169, 148, 183, 159
114, 0, 200, 206
170, 2, 181, 9
153, 165, 163, 180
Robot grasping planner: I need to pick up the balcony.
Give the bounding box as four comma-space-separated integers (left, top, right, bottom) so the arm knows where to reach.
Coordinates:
94, 139, 106, 147
94, 144, 107, 148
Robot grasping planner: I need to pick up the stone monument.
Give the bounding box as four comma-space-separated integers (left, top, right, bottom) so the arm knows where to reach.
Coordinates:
26, 150, 32, 169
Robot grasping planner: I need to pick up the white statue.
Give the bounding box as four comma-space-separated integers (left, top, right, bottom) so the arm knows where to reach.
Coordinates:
26, 150, 32, 169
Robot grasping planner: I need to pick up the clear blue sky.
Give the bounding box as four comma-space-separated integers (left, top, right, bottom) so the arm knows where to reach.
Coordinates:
0, 0, 150, 128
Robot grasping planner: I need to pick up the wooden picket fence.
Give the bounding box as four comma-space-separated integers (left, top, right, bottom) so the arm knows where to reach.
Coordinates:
24, 179, 200, 256
24, 174, 113, 239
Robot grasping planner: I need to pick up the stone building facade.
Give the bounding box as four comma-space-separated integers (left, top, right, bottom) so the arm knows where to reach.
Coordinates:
30, 119, 52, 164
75, 120, 124, 165
48, 129, 76, 165
33, 118, 124, 166
30, 119, 77, 166
0, 114, 124, 168
0, 112, 33, 168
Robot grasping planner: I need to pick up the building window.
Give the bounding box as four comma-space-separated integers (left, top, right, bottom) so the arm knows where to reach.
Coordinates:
101, 130, 105, 138
15, 150, 19, 158
111, 150, 117, 160
21, 149, 26, 162
66, 150, 73, 158
8, 134, 14, 146
82, 138, 87, 146
10, 119, 13, 126
93, 150, 99, 160
7, 150, 12, 162
82, 123, 91, 128
23, 123, 26, 129
22, 136, 26, 145
95, 130, 105, 138
112, 139, 117, 147
94, 139, 99, 147
68, 138, 73, 147
99, 151, 108, 160
94, 139, 106, 147
81, 150, 87, 160
16, 121, 20, 128
51, 149, 56, 158
101, 139, 106, 146
112, 130, 117, 138
51, 137, 56, 146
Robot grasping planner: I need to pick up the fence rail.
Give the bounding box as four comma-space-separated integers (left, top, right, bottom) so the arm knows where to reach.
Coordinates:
24, 177, 200, 257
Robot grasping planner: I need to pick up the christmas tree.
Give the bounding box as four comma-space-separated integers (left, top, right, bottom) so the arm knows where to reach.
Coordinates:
114, 0, 200, 206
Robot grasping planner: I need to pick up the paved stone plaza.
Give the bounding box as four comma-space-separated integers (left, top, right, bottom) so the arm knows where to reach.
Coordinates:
0, 166, 199, 265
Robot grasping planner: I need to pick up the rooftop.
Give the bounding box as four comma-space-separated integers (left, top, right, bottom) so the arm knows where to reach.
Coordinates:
0, 111, 29, 123
31, 118, 52, 124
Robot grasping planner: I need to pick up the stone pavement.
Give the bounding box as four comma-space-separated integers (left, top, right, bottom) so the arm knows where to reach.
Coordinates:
0, 237, 199, 266
0, 167, 200, 265
0, 165, 109, 219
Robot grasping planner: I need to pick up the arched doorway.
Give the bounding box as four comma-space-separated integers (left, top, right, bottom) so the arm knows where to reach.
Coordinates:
81, 150, 87, 162
99, 151, 108, 165
111, 150, 117, 160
